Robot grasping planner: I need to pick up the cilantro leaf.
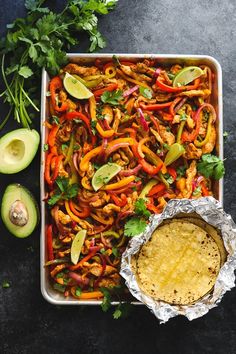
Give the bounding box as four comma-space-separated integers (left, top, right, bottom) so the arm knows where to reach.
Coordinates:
100, 287, 112, 312
134, 199, 151, 218
113, 308, 122, 319
2, 280, 10, 288
113, 303, 133, 319
176, 165, 187, 180
124, 218, 147, 237
197, 154, 225, 180
18, 66, 33, 78
101, 89, 123, 106
48, 177, 79, 206
139, 87, 152, 99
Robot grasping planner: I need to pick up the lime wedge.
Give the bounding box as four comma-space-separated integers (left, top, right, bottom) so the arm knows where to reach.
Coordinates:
173, 66, 204, 87
92, 163, 122, 191
164, 143, 185, 166
63, 72, 93, 99
71, 229, 87, 265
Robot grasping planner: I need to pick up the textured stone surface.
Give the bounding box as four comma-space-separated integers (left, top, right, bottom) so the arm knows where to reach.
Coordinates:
0, 1, 236, 353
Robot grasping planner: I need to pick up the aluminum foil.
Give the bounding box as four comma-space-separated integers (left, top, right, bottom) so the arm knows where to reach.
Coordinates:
120, 197, 236, 323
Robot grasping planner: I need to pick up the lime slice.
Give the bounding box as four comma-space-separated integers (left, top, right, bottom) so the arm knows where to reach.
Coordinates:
63, 72, 93, 99
173, 66, 204, 87
71, 229, 87, 265
92, 163, 122, 191
164, 143, 185, 166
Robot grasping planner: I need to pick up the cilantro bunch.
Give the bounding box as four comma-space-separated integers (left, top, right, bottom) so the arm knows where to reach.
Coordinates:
0, 0, 118, 130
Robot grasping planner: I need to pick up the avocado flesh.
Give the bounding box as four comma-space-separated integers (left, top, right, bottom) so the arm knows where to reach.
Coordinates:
1, 184, 39, 238
0, 129, 40, 174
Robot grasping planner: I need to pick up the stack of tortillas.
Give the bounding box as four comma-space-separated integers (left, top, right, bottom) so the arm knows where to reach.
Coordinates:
132, 217, 227, 305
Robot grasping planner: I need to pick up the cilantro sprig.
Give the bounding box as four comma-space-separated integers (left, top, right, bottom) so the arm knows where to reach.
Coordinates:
0, 0, 118, 129
101, 89, 123, 106
47, 176, 79, 206
197, 154, 225, 180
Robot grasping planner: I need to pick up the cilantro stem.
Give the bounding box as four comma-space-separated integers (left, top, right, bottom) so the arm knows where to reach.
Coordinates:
1, 54, 17, 106
19, 81, 39, 112
0, 107, 12, 130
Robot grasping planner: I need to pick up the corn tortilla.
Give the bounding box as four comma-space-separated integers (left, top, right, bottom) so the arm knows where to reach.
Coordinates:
134, 221, 221, 305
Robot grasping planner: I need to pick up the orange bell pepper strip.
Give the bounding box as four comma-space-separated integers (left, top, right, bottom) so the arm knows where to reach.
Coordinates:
80, 138, 135, 171
89, 95, 115, 138
47, 224, 54, 261
102, 176, 135, 190
71, 287, 104, 299
69, 201, 90, 219
49, 76, 68, 112
65, 200, 82, 224
139, 101, 173, 111
69, 249, 100, 271
90, 212, 114, 225
156, 77, 200, 93
169, 97, 182, 116
93, 83, 118, 97
45, 152, 55, 185
148, 183, 166, 197
139, 158, 162, 175
48, 124, 59, 155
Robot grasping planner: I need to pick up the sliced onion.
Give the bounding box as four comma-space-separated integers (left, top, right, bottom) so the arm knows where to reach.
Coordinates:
97, 138, 108, 163
68, 272, 89, 286
137, 108, 149, 132
197, 176, 204, 184
123, 85, 139, 97
73, 151, 82, 173
105, 142, 129, 159
174, 97, 187, 114
119, 164, 142, 177
153, 68, 162, 79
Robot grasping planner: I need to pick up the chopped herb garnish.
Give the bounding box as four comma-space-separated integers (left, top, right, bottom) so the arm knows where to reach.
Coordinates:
52, 115, 60, 125
2, 281, 10, 288
134, 199, 151, 218
176, 166, 187, 180
180, 113, 187, 121
139, 87, 152, 99
75, 287, 82, 297
43, 143, 49, 152
163, 173, 174, 184
91, 120, 97, 135
48, 177, 79, 206
112, 247, 119, 257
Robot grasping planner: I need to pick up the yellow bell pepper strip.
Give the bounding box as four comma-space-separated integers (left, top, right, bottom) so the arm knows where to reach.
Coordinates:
116, 68, 151, 89
89, 95, 115, 138
64, 133, 75, 165
194, 104, 216, 147
104, 65, 117, 78
138, 179, 158, 199
80, 138, 135, 171
137, 137, 151, 158
176, 121, 186, 144
80, 146, 103, 171
102, 176, 135, 190
81, 176, 93, 191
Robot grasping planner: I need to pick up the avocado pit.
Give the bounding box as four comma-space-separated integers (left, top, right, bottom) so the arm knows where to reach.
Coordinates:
9, 200, 29, 226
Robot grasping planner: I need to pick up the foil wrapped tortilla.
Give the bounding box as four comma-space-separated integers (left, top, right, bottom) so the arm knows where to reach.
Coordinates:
120, 197, 236, 323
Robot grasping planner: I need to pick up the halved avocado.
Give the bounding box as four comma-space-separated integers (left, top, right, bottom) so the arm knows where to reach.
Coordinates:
0, 129, 40, 174
1, 184, 39, 238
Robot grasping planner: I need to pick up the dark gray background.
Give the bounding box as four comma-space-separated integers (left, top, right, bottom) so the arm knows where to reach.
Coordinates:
0, 1, 236, 353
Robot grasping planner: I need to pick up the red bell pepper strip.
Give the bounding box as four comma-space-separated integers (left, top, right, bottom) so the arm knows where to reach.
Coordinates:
156, 77, 200, 93
45, 152, 54, 186
48, 124, 59, 155
167, 167, 177, 181
110, 193, 127, 207
169, 97, 182, 116
51, 154, 64, 182
69, 200, 91, 219
93, 83, 118, 97
201, 181, 210, 196
65, 111, 91, 131
49, 76, 68, 112
148, 183, 166, 197
47, 224, 54, 261
139, 101, 173, 111
139, 158, 163, 175
181, 104, 205, 142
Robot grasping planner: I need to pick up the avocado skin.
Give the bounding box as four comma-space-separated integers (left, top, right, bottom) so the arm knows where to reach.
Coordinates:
1, 183, 40, 238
